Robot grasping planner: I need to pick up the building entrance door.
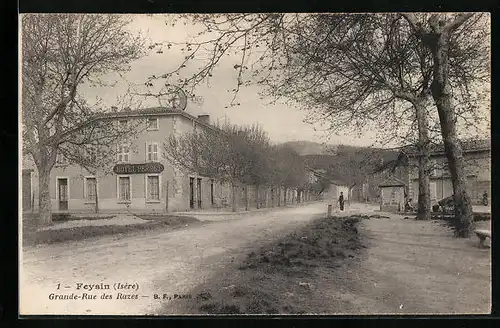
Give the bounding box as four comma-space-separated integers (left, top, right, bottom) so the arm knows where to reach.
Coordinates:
189, 177, 194, 209
197, 178, 202, 209
58, 178, 68, 210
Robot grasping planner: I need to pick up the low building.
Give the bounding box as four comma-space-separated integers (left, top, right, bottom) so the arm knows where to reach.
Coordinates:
356, 154, 408, 203
21, 107, 233, 213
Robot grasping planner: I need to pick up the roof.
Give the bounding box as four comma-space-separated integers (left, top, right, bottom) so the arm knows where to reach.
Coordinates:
401, 139, 491, 157
378, 176, 406, 187
330, 179, 349, 186
370, 151, 407, 175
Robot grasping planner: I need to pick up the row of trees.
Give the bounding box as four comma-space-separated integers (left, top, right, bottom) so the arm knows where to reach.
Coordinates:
21, 13, 490, 235
165, 122, 313, 212
20, 14, 316, 222
149, 13, 490, 236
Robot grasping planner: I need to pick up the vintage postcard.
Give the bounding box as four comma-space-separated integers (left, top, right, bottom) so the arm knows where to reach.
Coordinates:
19, 13, 491, 316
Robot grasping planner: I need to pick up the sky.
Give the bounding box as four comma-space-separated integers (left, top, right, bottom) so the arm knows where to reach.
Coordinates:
79, 14, 490, 148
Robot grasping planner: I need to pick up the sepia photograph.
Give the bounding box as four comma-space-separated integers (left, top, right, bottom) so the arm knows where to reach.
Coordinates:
19, 12, 491, 316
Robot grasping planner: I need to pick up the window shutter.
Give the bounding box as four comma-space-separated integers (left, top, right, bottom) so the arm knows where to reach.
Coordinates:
153, 143, 158, 161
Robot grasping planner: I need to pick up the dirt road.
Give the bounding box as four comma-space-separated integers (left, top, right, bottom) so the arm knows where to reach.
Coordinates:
20, 202, 330, 315
20, 202, 491, 315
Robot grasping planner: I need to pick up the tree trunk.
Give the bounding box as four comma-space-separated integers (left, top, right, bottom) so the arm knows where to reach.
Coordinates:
414, 100, 431, 220
256, 185, 260, 209
244, 185, 249, 211
38, 168, 52, 224
94, 182, 99, 214
231, 182, 237, 212
283, 188, 287, 206
429, 33, 474, 236
265, 188, 268, 208
271, 187, 275, 207
165, 180, 169, 213
277, 187, 281, 207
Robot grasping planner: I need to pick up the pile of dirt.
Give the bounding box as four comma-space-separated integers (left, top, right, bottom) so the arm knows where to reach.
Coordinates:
238, 217, 363, 273
181, 216, 365, 315
196, 286, 288, 314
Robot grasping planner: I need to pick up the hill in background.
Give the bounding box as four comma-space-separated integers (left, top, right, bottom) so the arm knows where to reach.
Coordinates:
281, 141, 337, 156
283, 140, 399, 185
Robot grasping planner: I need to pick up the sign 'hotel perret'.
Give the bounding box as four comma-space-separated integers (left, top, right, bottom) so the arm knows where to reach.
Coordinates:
113, 163, 165, 175
21, 106, 232, 213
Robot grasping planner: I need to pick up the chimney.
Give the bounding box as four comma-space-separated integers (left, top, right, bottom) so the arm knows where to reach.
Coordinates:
197, 114, 210, 125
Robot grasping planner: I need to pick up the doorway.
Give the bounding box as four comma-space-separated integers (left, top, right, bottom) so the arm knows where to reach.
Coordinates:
197, 178, 202, 209
189, 177, 194, 209
57, 178, 69, 210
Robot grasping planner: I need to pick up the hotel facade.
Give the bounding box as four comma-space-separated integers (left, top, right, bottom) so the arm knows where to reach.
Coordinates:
21, 107, 235, 213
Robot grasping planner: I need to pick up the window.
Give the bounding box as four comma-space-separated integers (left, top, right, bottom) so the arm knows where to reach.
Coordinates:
147, 117, 159, 131
118, 176, 131, 201
117, 144, 130, 162
146, 175, 160, 201
146, 142, 159, 162
84, 177, 97, 202
56, 152, 69, 165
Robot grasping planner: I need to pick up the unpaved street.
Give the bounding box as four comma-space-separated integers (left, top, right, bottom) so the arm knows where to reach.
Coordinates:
21, 202, 330, 315
20, 202, 491, 315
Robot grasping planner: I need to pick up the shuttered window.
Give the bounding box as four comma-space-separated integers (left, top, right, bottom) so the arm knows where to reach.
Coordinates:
146, 142, 159, 162
118, 177, 131, 201
147, 175, 160, 201
85, 177, 97, 201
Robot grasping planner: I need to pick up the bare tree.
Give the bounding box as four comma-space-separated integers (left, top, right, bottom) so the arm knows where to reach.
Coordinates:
165, 121, 311, 211
21, 14, 145, 224
268, 144, 308, 206
165, 121, 271, 212
149, 13, 488, 229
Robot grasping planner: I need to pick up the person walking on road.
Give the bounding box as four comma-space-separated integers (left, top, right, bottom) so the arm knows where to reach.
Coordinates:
339, 192, 345, 211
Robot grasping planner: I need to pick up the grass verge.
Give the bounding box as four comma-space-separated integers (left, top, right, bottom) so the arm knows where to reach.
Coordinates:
22, 214, 201, 247
159, 216, 365, 315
